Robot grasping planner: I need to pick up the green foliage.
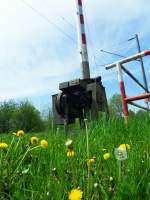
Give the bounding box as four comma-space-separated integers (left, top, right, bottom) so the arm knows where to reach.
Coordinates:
0, 101, 17, 133
108, 94, 122, 118
14, 101, 44, 132
42, 108, 53, 132
108, 94, 141, 118
136, 109, 150, 118
0, 100, 44, 133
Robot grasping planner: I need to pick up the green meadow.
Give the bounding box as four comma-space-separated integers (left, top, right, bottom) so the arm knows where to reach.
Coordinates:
0, 114, 150, 200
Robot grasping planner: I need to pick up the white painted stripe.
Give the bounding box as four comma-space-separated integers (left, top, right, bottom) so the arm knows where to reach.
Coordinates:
81, 45, 88, 61
106, 51, 149, 70
116, 62, 123, 82
78, 6, 83, 15
80, 24, 85, 34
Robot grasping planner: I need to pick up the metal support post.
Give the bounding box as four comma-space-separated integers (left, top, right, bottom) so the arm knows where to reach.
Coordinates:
116, 63, 129, 120
121, 65, 148, 92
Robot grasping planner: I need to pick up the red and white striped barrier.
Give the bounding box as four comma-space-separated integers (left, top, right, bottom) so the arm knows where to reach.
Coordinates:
75, 0, 90, 79
106, 50, 150, 69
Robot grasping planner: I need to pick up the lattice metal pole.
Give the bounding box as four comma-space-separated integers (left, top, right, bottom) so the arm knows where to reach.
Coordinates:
135, 34, 149, 108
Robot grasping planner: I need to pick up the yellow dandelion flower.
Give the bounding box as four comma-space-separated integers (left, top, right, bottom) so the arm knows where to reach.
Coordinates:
87, 158, 95, 165
118, 144, 130, 151
69, 188, 83, 200
17, 130, 25, 137
67, 150, 75, 157
30, 137, 39, 144
0, 142, 8, 150
40, 140, 48, 149
103, 153, 110, 160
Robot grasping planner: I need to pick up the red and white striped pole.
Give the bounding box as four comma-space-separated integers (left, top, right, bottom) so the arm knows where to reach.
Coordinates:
75, 0, 90, 79
116, 62, 129, 120
106, 50, 150, 70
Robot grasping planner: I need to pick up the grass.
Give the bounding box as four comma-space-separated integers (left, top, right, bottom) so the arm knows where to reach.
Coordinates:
0, 114, 150, 200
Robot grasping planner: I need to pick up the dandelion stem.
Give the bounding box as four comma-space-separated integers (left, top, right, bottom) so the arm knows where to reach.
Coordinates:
84, 119, 90, 198
118, 161, 121, 181
14, 137, 21, 152
84, 119, 89, 159
6, 136, 15, 157
11, 146, 40, 180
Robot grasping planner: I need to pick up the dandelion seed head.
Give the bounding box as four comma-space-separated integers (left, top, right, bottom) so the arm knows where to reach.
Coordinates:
114, 148, 127, 160
84, 118, 88, 121
94, 183, 98, 188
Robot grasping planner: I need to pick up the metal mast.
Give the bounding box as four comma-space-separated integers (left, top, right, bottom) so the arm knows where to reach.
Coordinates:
135, 34, 149, 108
75, 0, 90, 79
135, 34, 148, 92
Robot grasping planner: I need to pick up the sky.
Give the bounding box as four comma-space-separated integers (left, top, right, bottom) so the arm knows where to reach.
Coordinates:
0, 0, 150, 113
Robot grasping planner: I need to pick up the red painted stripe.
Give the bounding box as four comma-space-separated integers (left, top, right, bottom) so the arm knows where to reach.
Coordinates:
80, 15, 84, 24
82, 33, 86, 44
120, 81, 128, 117
125, 93, 150, 102
144, 50, 150, 56
78, 0, 82, 6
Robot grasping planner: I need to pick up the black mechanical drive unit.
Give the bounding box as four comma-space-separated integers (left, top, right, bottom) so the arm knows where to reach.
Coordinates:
52, 76, 108, 125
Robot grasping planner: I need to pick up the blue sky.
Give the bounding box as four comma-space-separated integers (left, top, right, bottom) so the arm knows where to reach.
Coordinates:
0, 0, 150, 113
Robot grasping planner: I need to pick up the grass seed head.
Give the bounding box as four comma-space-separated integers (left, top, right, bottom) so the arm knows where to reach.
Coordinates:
94, 182, 98, 188
102, 148, 107, 152
12, 132, 17, 136
65, 139, 73, 149
52, 167, 58, 177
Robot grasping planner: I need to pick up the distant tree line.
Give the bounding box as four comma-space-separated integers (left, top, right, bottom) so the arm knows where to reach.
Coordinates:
0, 100, 51, 133
0, 95, 149, 134
108, 94, 150, 118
